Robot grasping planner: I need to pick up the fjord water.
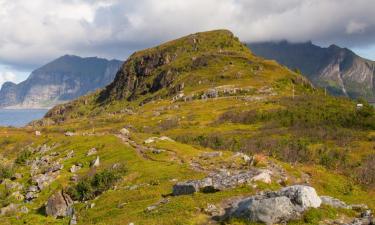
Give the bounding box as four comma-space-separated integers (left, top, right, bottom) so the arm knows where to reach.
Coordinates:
0, 109, 48, 127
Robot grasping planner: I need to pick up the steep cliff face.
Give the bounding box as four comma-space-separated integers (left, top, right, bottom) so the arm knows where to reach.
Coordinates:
0, 55, 122, 108
249, 41, 375, 100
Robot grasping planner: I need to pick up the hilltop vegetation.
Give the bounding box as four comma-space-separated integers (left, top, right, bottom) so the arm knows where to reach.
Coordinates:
0, 30, 374, 225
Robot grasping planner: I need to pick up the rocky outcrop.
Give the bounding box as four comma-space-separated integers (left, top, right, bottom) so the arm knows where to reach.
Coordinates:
173, 169, 273, 196
225, 185, 321, 224
249, 41, 375, 100
45, 190, 74, 218
0, 55, 122, 109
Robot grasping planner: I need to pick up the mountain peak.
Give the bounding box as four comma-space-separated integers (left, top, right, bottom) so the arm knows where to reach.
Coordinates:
99, 29, 249, 102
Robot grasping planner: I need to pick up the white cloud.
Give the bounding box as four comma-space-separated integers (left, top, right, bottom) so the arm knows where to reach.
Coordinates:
0, 0, 375, 71
346, 21, 368, 34
0, 71, 17, 88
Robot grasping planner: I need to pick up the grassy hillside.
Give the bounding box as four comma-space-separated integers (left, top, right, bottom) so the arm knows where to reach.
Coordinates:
0, 30, 374, 224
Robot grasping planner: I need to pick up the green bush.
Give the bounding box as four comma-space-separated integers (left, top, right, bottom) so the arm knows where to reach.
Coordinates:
15, 150, 32, 165
0, 165, 14, 180
67, 165, 126, 201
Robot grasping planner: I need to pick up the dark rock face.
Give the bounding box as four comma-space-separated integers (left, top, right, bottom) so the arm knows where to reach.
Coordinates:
249, 41, 375, 100
98, 30, 243, 104
0, 55, 122, 108
45, 190, 74, 218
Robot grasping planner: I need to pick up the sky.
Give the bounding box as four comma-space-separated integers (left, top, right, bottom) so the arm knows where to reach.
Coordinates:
1, 0, 375, 87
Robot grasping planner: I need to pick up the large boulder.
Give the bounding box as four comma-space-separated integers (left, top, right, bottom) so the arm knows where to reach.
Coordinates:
225, 185, 322, 224
277, 185, 321, 211
230, 196, 297, 224
173, 180, 201, 195
45, 190, 74, 218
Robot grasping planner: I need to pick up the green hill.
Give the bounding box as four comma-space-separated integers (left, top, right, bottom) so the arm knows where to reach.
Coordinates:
0, 30, 374, 225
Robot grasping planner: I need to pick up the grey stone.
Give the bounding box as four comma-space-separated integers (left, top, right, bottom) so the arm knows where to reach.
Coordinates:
0, 203, 18, 216
25, 191, 39, 201
87, 148, 97, 156
173, 180, 201, 195
90, 156, 100, 168
320, 196, 349, 209
230, 196, 298, 224
45, 190, 74, 218
277, 185, 321, 211
200, 151, 222, 159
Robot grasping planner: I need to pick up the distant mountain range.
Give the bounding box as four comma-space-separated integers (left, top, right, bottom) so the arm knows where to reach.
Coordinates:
248, 41, 375, 101
0, 55, 122, 108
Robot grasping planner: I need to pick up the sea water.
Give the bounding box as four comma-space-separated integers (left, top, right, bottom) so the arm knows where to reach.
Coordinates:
0, 109, 48, 127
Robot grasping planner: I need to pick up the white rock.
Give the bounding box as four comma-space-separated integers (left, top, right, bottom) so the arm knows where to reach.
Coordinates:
87, 148, 98, 156
278, 185, 322, 210
35, 131, 41, 136
144, 137, 157, 144
120, 128, 130, 136
250, 170, 272, 184
91, 156, 100, 168
64, 131, 75, 136
159, 136, 174, 142
230, 196, 297, 224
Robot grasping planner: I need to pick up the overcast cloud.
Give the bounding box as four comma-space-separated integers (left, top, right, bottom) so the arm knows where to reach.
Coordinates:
1, 0, 375, 85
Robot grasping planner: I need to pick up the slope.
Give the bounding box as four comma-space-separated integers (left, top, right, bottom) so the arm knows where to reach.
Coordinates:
0, 55, 122, 109
249, 41, 375, 100
0, 30, 373, 225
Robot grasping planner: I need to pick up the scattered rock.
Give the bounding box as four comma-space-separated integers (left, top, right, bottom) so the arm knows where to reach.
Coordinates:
25, 191, 39, 201
70, 165, 82, 173
65, 132, 75, 137
204, 204, 224, 216
120, 128, 130, 136
28, 185, 39, 192
12, 173, 23, 180
145, 198, 170, 212
159, 136, 174, 142
144, 136, 174, 144
32, 172, 59, 190
90, 156, 100, 168
65, 150, 75, 159
3, 179, 23, 191
70, 213, 77, 225
70, 175, 79, 182
87, 148, 98, 156
173, 180, 201, 195
233, 152, 253, 164
144, 137, 158, 144
45, 190, 74, 218
152, 149, 165, 154
35, 131, 41, 136
46, 162, 63, 173
320, 196, 349, 209
0, 203, 18, 216
173, 169, 271, 196
200, 151, 223, 159
20, 206, 29, 214
250, 170, 272, 184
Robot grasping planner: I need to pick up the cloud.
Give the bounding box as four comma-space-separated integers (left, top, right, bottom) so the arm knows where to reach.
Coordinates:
1, 0, 375, 72
0, 71, 17, 88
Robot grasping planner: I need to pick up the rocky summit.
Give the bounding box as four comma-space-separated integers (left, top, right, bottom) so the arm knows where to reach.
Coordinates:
0, 30, 374, 225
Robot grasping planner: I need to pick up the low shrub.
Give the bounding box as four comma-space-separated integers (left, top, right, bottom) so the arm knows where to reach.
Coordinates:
15, 149, 32, 165
67, 164, 126, 201
0, 165, 14, 180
